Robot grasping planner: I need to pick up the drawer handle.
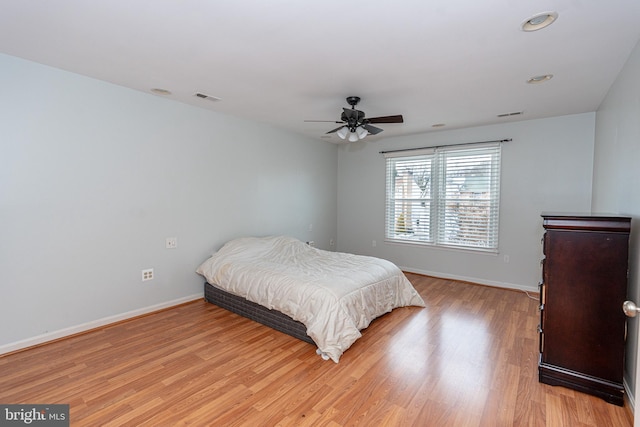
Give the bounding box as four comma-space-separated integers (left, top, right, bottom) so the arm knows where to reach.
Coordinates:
623, 300, 640, 318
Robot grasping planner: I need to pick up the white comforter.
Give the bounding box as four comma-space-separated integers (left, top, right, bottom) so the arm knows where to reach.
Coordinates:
196, 236, 425, 362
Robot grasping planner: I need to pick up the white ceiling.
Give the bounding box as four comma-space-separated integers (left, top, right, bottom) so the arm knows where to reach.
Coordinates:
2, 1, 640, 143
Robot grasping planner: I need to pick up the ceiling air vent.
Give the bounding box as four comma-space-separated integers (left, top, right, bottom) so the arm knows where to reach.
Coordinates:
194, 92, 221, 102
497, 111, 523, 118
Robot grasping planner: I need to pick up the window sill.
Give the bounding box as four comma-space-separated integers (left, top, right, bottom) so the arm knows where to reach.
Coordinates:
384, 238, 499, 255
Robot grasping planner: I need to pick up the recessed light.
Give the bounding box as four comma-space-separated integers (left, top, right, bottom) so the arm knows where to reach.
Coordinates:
150, 88, 172, 95
522, 12, 558, 32
527, 74, 553, 84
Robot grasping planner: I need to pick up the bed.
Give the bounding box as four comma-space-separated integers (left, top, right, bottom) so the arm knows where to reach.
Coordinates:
196, 236, 425, 362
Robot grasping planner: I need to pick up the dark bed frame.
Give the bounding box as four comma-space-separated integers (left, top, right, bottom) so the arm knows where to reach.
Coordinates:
203, 282, 315, 345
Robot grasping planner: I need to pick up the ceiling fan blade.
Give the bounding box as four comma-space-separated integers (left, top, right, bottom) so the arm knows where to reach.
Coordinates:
326, 125, 346, 134
366, 114, 404, 124
362, 124, 384, 135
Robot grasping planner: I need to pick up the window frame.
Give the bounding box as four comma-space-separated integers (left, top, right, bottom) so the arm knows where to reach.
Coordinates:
384, 142, 502, 252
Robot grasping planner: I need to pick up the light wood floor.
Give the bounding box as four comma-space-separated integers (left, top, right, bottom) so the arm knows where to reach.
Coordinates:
0, 274, 633, 426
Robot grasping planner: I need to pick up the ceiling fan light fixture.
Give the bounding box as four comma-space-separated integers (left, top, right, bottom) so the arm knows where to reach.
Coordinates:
356, 126, 368, 139
312, 97, 403, 141
522, 11, 558, 32
336, 127, 349, 139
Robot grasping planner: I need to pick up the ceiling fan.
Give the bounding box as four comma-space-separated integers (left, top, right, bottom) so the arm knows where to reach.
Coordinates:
306, 96, 403, 142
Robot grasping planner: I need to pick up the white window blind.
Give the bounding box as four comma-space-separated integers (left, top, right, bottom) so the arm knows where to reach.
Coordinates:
384, 142, 501, 251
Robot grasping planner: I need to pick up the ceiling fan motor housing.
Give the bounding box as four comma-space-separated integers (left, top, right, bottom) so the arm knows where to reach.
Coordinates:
346, 96, 361, 106
341, 109, 365, 131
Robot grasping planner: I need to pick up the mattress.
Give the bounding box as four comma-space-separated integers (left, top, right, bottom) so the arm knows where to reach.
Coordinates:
204, 281, 315, 345
196, 235, 425, 362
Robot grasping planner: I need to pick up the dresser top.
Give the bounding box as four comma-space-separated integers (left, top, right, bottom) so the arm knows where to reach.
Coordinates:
541, 213, 631, 232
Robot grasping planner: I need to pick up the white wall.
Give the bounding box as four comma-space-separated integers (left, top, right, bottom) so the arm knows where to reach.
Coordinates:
337, 113, 595, 291
0, 53, 338, 351
592, 39, 640, 404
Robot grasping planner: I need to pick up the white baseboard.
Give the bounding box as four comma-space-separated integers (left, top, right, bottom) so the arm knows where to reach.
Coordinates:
624, 378, 635, 415
0, 293, 203, 356
400, 266, 539, 293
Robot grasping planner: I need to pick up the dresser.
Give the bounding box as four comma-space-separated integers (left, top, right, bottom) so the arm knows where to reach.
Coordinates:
538, 214, 630, 406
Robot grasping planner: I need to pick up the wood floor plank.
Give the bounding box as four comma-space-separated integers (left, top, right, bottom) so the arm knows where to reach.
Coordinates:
0, 273, 632, 426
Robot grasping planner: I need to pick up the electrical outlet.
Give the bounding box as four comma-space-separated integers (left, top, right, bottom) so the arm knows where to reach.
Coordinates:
142, 268, 154, 281
330, 238, 334, 246
372, 240, 377, 247
306, 241, 315, 247
166, 237, 177, 249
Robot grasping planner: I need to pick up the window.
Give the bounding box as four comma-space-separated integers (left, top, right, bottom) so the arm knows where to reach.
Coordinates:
384, 143, 501, 251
